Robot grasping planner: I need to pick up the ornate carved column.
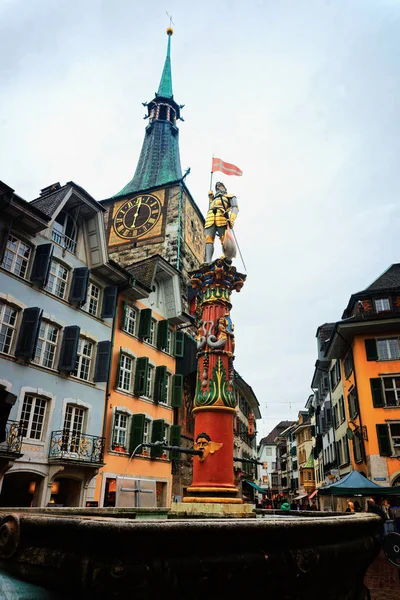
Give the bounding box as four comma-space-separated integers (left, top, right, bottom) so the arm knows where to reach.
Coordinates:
184, 258, 246, 503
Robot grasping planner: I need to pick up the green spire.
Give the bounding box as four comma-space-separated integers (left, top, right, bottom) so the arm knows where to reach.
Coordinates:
157, 29, 173, 98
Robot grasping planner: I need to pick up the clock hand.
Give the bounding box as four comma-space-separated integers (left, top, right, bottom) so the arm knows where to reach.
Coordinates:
131, 197, 142, 228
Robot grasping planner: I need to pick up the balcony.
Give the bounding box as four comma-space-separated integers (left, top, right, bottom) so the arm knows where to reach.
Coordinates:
51, 229, 77, 253
0, 420, 23, 457
49, 430, 105, 465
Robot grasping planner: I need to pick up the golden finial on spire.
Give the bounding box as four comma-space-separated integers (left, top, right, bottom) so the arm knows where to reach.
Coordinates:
166, 11, 174, 35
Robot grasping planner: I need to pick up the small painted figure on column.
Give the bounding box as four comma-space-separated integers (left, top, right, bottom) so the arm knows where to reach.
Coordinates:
204, 182, 239, 263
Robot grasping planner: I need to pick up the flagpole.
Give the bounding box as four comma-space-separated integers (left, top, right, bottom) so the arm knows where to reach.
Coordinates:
231, 227, 247, 272
210, 155, 214, 190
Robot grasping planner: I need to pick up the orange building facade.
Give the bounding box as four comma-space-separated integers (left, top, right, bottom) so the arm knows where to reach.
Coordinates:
325, 265, 400, 488
94, 255, 190, 508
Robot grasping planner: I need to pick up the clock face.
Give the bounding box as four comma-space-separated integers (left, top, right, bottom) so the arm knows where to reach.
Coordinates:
113, 194, 162, 240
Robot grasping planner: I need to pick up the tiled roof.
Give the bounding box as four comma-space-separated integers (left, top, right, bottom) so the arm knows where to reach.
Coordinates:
113, 120, 182, 198
317, 322, 335, 342
126, 257, 158, 289
365, 264, 400, 291
30, 186, 69, 217
259, 421, 296, 445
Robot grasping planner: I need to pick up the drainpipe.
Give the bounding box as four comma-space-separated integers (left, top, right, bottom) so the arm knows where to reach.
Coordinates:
176, 168, 191, 272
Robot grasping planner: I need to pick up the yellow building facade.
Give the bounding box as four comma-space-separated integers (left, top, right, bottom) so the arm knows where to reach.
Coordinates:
94, 256, 190, 507
325, 265, 400, 488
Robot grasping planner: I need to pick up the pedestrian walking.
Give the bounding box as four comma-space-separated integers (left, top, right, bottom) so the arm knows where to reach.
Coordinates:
367, 498, 386, 520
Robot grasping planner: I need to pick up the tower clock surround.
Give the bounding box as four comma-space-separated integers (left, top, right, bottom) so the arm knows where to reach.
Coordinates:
113, 194, 162, 240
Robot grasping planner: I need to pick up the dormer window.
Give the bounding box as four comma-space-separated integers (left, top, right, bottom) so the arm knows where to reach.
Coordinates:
52, 211, 78, 253
375, 298, 390, 313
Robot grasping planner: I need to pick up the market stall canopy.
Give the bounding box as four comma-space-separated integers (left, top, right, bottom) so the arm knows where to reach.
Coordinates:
244, 480, 270, 496
319, 470, 400, 496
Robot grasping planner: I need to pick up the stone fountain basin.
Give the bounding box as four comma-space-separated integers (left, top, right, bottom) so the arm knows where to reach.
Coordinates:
0, 510, 382, 599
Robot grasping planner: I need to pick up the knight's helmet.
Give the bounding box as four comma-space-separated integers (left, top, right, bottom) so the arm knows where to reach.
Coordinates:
215, 182, 227, 193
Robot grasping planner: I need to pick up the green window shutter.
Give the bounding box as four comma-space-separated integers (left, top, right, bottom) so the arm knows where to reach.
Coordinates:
170, 425, 181, 460
150, 419, 165, 458
156, 320, 169, 350
129, 414, 145, 454
365, 339, 378, 361
121, 300, 128, 330
370, 378, 384, 408
172, 374, 183, 408
138, 308, 152, 339
115, 348, 122, 388
93, 341, 111, 382
376, 424, 391, 457
174, 331, 184, 357
154, 366, 167, 403
30, 243, 54, 287
15, 307, 43, 360
134, 357, 149, 396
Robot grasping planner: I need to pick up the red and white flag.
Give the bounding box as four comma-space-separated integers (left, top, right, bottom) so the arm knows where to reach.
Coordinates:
211, 157, 243, 177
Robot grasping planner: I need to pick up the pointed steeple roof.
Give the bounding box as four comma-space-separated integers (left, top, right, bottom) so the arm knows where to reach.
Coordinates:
157, 28, 173, 98
112, 28, 182, 199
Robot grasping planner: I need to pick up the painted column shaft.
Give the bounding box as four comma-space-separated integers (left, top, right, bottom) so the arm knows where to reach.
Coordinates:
185, 258, 246, 502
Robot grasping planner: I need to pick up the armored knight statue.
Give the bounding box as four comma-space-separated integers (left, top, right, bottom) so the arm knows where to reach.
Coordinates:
204, 182, 239, 263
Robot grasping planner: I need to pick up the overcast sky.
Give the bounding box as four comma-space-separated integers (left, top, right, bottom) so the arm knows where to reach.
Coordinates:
1, 0, 400, 438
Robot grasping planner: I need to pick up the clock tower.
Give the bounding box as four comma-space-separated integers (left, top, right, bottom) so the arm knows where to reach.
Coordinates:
102, 28, 205, 277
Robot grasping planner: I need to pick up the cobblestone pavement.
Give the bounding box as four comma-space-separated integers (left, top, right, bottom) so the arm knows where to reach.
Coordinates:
364, 549, 400, 600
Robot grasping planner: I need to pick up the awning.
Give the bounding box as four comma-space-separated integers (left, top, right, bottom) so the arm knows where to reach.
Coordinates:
244, 480, 269, 495
308, 490, 318, 500
294, 494, 308, 501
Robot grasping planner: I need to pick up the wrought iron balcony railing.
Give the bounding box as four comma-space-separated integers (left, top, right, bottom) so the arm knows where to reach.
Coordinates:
48, 430, 105, 464
51, 229, 77, 253
0, 420, 24, 456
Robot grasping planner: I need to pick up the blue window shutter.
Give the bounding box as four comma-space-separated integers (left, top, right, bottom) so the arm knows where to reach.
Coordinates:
129, 414, 145, 454
93, 341, 111, 382
171, 374, 183, 407
69, 267, 90, 304
150, 419, 165, 458
138, 308, 152, 339
101, 287, 118, 319
30, 244, 54, 287
58, 326, 80, 371
170, 425, 181, 460
15, 307, 42, 360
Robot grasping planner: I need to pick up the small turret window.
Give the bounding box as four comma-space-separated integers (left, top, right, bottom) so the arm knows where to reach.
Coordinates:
158, 104, 168, 121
